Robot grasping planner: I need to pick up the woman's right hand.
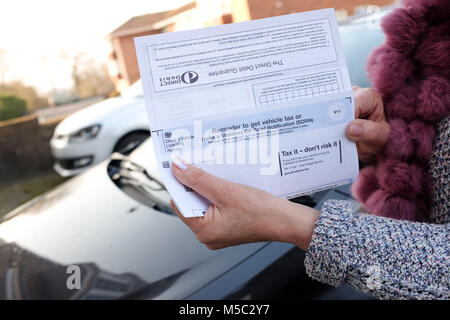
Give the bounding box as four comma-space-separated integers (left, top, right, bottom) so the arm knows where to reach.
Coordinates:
170, 159, 320, 251
346, 87, 391, 164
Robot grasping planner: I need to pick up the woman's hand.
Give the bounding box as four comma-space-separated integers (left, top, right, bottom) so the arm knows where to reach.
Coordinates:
169, 86, 388, 251
171, 159, 319, 250
346, 87, 390, 164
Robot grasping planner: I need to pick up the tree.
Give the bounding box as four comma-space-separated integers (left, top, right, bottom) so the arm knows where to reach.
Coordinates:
69, 51, 85, 98
62, 49, 114, 99
74, 63, 115, 98
0, 94, 27, 121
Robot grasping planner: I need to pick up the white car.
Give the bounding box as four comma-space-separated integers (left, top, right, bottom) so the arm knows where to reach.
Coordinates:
50, 80, 150, 176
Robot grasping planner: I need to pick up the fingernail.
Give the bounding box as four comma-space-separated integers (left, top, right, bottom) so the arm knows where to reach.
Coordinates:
172, 156, 188, 171
350, 124, 363, 137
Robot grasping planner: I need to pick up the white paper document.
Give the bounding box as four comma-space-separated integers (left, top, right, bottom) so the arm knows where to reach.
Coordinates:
135, 8, 359, 217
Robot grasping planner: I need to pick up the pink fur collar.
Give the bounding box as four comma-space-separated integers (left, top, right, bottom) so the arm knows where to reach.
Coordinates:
351, 0, 450, 221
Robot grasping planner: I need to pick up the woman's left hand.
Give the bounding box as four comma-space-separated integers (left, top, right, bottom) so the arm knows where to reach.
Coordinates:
170, 159, 319, 250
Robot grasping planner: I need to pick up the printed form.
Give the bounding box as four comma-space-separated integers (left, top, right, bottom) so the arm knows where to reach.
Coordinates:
135, 8, 359, 217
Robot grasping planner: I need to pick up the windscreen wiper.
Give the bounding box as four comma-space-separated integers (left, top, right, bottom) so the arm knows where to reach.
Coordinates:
108, 154, 174, 215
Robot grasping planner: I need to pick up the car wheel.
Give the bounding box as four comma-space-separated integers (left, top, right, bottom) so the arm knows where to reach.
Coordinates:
114, 131, 150, 155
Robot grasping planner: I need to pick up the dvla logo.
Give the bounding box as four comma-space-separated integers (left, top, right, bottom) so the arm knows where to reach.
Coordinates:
181, 71, 199, 84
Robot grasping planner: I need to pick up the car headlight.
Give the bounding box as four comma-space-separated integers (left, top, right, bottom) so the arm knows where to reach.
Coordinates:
68, 124, 101, 143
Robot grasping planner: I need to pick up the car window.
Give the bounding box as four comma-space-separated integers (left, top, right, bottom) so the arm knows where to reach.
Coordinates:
340, 24, 385, 87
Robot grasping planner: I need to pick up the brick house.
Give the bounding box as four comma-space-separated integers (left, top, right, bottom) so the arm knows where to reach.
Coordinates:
107, 0, 395, 92
107, 1, 233, 92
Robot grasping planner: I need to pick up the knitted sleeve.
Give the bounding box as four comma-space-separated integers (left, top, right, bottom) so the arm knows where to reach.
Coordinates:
304, 200, 449, 300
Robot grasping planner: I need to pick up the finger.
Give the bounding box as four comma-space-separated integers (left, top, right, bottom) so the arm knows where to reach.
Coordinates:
346, 119, 390, 147
172, 158, 230, 205
353, 87, 385, 122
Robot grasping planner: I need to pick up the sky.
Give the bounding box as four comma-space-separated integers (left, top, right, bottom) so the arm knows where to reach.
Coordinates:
0, 0, 192, 93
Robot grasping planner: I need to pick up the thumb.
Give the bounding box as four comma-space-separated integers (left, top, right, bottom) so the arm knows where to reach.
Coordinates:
346, 119, 390, 148
171, 157, 229, 205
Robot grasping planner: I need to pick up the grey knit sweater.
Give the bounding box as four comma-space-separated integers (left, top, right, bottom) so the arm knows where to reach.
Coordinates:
305, 117, 450, 300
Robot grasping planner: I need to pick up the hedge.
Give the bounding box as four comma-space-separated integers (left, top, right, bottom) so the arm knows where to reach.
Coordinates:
0, 94, 27, 121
